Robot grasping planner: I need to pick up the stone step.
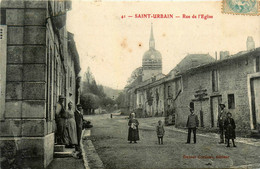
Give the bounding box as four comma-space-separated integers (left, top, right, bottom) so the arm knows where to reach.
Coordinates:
251, 130, 260, 138
54, 152, 73, 158
54, 145, 65, 152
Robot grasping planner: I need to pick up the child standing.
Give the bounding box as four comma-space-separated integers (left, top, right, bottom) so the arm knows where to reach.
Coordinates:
224, 112, 237, 147
156, 120, 165, 145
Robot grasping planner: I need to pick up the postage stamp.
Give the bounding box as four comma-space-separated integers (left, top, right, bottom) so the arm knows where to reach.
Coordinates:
222, 0, 260, 15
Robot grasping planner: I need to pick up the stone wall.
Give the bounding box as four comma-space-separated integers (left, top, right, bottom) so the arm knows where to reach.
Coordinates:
0, 1, 79, 168
174, 55, 256, 131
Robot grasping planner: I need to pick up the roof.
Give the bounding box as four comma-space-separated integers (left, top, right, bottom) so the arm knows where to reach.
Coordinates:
178, 47, 260, 75
68, 32, 81, 75
171, 54, 215, 75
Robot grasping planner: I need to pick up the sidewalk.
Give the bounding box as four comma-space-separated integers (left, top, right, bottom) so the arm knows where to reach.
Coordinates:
47, 130, 90, 169
47, 147, 85, 169
82, 129, 104, 169
47, 157, 85, 169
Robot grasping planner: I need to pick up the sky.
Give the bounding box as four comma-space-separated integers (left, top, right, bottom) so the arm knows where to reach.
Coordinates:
67, 1, 260, 90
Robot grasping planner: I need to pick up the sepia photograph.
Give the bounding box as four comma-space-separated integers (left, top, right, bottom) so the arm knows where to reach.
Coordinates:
0, 0, 260, 168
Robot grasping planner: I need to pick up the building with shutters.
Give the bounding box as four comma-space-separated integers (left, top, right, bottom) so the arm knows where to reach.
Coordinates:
0, 1, 81, 168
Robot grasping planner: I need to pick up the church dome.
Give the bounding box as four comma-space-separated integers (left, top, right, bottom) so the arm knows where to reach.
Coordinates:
142, 48, 162, 61
142, 23, 162, 68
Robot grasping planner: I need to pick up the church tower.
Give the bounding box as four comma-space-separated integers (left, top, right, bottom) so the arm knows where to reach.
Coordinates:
142, 23, 162, 81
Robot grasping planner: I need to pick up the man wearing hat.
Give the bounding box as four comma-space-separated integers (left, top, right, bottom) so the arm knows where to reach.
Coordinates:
186, 104, 199, 144
74, 104, 84, 158
55, 95, 68, 145
217, 103, 227, 144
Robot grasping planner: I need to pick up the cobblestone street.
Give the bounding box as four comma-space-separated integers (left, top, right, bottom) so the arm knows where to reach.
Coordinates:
85, 113, 260, 169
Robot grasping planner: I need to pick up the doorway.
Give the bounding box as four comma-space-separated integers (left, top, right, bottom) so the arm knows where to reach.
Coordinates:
210, 96, 222, 127
250, 77, 260, 130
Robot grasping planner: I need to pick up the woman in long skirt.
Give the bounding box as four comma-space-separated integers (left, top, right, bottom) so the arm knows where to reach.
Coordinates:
66, 102, 78, 148
128, 113, 140, 143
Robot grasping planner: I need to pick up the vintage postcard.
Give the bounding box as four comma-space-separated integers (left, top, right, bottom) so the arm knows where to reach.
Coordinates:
0, 0, 260, 168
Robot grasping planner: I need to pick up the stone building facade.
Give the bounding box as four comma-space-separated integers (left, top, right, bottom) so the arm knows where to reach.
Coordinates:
124, 35, 260, 134
173, 48, 260, 131
0, 1, 81, 168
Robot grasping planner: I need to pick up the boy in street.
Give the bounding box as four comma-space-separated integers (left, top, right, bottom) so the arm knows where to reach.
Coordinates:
156, 120, 165, 145
186, 108, 199, 144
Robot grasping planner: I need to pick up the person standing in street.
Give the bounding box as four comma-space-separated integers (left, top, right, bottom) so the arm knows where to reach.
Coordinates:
186, 108, 199, 144
156, 120, 165, 145
217, 104, 227, 144
128, 113, 140, 143
55, 95, 68, 145
224, 112, 237, 147
74, 104, 84, 158
65, 101, 78, 148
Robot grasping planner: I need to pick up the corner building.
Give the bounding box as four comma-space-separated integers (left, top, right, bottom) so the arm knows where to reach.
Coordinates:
0, 1, 81, 168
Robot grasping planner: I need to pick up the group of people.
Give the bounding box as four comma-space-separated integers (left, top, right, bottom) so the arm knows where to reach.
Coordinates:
185, 103, 237, 147
55, 95, 85, 158
127, 113, 165, 144
218, 103, 237, 147
128, 103, 237, 147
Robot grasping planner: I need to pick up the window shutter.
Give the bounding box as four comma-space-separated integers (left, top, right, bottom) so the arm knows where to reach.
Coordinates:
0, 25, 7, 119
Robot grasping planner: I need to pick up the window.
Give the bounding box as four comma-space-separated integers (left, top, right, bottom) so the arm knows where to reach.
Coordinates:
212, 70, 218, 92
228, 94, 235, 109
0, 9, 6, 25
168, 85, 172, 97
70, 71, 72, 88
175, 78, 182, 97
256, 56, 260, 72
189, 102, 194, 110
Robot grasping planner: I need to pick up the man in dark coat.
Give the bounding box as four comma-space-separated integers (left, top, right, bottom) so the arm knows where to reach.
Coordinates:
224, 112, 236, 147
74, 104, 84, 158
186, 108, 199, 144
55, 95, 68, 145
217, 104, 227, 144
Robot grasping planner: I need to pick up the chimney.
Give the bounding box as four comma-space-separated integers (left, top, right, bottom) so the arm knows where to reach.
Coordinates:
215, 51, 218, 60
247, 36, 255, 51
220, 51, 230, 60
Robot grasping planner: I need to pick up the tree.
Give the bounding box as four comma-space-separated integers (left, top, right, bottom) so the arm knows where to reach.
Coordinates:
81, 67, 116, 114
115, 92, 125, 108
127, 67, 143, 85
85, 67, 94, 84
80, 93, 100, 114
